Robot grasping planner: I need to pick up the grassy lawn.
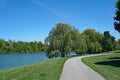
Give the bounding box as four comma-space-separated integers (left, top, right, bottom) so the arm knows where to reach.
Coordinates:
0, 57, 71, 80
82, 52, 120, 80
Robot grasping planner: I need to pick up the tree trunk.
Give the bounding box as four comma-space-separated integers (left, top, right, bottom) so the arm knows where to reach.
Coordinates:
61, 52, 65, 57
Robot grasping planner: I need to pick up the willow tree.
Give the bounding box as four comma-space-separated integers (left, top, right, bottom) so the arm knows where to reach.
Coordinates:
45, 23, 81, 58
82, 29, 103, 53
73, 34, 88, 54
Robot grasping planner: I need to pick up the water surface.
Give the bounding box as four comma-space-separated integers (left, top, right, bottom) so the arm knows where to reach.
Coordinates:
0, 53, 49, 70
0, 52, 77, 70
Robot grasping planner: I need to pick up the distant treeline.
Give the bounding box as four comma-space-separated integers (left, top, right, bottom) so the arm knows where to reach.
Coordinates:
0, 39, 48, 54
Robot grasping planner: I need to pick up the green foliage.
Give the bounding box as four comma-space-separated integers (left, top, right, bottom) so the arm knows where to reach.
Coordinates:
45, 23, 116, 58
45, 23, 80, 57
0, 39, 7, 53
0, 39, 45, 54
45, 23, 89, 57
65, 46, 71, 55
48, 50, 60, 58
116, 44, 120, 50
116, 39, 120, 50
74, 34, 88, 54
102, 31, 116, 52
114, 0, 120, 33
82, 29, 103, 53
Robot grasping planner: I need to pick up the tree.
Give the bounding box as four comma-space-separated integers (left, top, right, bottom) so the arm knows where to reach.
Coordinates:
0, 39, 7, 53
45, 23, 71, 57
0, 38, 45, 54
102, 31, 115, 52
114, 0, 120, 33
118, 39, 120, 43
116, 39, 120, 50
82, 29, 103, 53
73, 34, 88, 54
45, 23, 81, 57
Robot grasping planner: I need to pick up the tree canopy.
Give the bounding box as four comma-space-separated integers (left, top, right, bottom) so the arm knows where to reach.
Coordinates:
114, 0, 120, 33
45, 23, 116, 58
82, 29, 103, 53
0, 39, 46, 54
102, 31, 116, 52
45, 23, 79, 57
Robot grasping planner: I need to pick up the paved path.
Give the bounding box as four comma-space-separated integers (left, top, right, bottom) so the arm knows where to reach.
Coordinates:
60, 54, 106, 80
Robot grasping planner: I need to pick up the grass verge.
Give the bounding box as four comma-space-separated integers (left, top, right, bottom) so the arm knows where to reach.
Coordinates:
82, 52, 120, 80
0, 57, 71, 80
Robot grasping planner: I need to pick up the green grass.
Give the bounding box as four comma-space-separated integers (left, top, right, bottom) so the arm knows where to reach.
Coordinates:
110, 50, 120, 53
0, 57, 71, 80
82, 52, 120, 80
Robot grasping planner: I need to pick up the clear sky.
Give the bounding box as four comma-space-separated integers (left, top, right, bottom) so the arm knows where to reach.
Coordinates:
0, 0, 119, 42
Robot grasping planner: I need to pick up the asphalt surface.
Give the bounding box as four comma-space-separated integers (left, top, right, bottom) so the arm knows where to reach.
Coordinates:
60, 54, 106, 80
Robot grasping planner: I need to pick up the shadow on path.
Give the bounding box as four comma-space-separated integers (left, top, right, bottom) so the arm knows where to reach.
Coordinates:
95, 57, 120, 67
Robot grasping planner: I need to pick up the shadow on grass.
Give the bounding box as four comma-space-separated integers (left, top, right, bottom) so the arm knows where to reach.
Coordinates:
95, 57, 120, 67
108, 57, 120, 60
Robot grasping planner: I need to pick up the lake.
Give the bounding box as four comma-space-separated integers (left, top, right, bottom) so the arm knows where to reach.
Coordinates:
0, 52, 76, 70
0, 53, 49, 70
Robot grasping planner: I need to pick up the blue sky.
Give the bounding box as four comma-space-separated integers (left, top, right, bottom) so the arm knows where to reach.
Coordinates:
0, 0, 119, 42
